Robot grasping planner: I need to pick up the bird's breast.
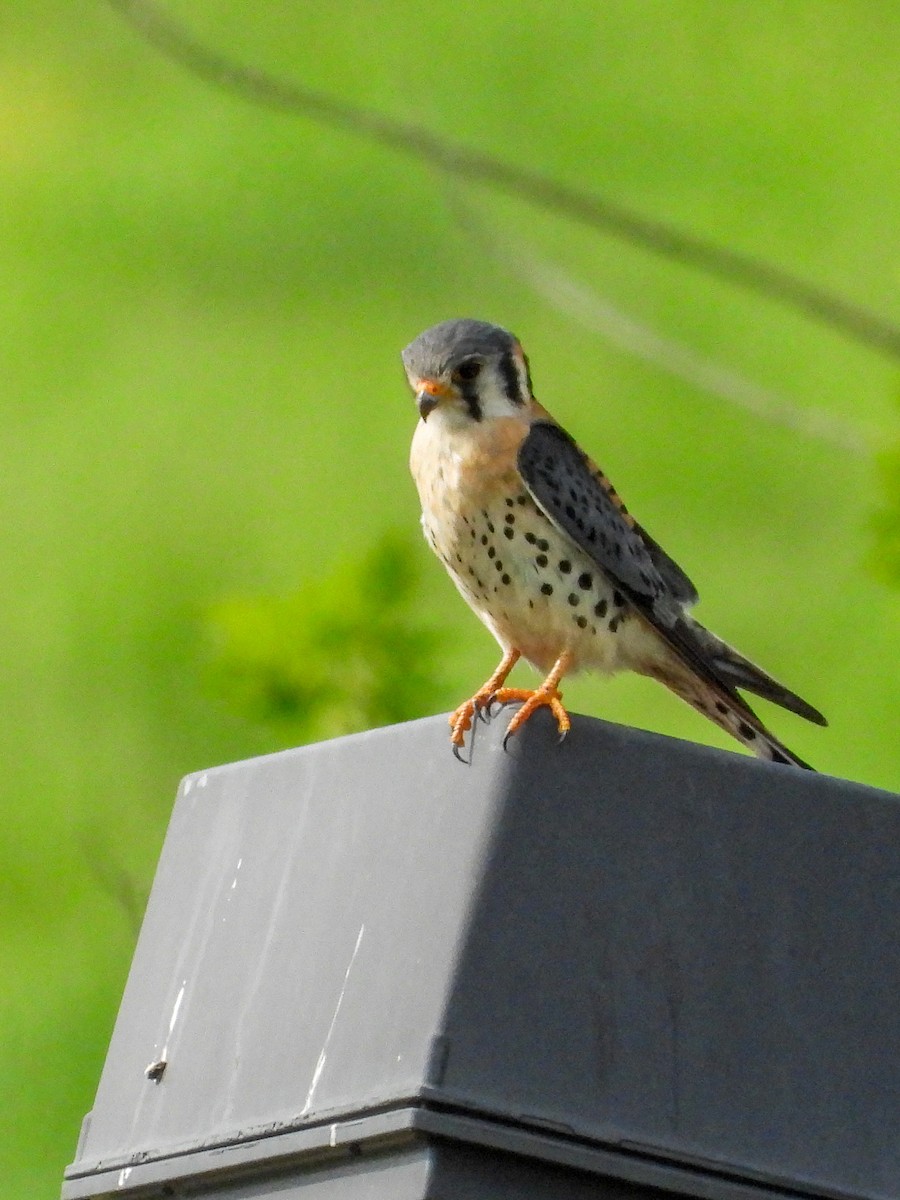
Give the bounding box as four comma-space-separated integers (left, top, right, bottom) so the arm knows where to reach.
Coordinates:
410, 414, 643, 675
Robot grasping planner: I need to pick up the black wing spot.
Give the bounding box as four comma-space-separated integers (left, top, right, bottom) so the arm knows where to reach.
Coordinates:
739, 722, 757, 740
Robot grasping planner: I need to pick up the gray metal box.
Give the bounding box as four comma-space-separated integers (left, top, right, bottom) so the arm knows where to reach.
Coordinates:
63, 714, 900, 1199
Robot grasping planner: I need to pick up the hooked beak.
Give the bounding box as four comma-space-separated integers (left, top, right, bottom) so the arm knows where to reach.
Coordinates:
415, 378, 452, 421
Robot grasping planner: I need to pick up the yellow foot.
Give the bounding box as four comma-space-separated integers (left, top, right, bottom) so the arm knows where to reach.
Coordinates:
449, 648, 522, 758
449, 688, 497, 755
492, 686, 571, 747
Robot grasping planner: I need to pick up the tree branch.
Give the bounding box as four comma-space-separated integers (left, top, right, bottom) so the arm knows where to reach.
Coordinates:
105, 0, 900, 360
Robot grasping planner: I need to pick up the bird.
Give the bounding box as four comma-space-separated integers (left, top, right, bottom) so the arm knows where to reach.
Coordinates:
403, 318, 827, 768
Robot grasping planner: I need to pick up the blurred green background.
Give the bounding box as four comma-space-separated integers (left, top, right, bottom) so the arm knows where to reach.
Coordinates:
3, 2, 900, 1193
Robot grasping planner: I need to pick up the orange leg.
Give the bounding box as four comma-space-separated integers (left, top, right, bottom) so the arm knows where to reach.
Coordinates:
450, 648, 521, 751
493, 650, 574, 747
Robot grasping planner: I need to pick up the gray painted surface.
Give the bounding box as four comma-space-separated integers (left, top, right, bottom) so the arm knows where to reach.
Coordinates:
64, 713, 900, 1199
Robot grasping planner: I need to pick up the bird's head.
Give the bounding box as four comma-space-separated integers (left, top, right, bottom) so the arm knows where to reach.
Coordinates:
402, 318, 534, 426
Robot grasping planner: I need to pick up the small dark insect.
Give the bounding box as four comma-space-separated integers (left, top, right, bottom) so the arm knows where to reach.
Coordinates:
145, 1058, 167, 1083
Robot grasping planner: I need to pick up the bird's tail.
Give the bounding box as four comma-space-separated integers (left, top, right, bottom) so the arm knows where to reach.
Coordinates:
644, 616, 826, 769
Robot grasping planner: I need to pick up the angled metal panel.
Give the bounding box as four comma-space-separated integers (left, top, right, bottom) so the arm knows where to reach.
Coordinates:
64, 713, 900, 1200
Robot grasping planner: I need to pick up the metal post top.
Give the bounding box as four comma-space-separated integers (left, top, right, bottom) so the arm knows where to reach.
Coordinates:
65, 714, 900, 1200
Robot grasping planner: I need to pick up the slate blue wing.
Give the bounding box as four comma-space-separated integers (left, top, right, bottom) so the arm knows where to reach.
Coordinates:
517, 420, 824, 733
517, 421, 686, 623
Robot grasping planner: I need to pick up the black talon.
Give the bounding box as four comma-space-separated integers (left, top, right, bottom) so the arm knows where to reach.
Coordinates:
452, 742, 469, 764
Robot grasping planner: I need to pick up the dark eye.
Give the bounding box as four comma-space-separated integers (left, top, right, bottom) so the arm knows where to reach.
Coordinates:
454, 359, 482, 382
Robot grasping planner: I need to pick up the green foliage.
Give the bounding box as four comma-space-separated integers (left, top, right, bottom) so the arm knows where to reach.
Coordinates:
3, 5, 900, 1198
204, 535, 450, 742
871, 436, 900, 588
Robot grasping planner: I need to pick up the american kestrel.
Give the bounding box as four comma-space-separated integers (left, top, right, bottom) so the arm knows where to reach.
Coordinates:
404, 318, 827, 768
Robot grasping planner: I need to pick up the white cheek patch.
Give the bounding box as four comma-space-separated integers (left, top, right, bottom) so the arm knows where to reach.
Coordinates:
478, 369, 526, 420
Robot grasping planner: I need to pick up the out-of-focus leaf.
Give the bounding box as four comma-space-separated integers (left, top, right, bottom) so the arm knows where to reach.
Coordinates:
204, 533, 451, 743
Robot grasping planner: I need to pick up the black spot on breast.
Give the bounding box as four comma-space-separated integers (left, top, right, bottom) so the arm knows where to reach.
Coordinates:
575, 616, 587, 629
613, 590, 624, 607
501, 573, 511, 585
488, 546, 496, 559
578, 572, 593, 590
525, 532, 537, 545
487, 522, 495, 533
609, 616, 621, 633
559, 559, 571, 574
568, 593, 579, 607
481, 535, 488, 546
536, 554, 548, 568
594, 599, 608, 618
517, 495, 528, 506
504, 527, 514, 540
494, 559, 504, 572
505, 513, 515, 524
541, 583, 553, 596
505, 497, 515, 508
537, 538, 549, 552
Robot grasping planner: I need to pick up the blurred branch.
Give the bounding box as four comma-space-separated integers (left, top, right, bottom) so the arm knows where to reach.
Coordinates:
105, 0, 900, 360
450, 196, 874, 456
79, 826, 147, 939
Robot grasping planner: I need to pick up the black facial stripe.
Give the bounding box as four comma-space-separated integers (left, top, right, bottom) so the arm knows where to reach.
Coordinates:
521, 351, 534, 395
498, 351, 524, 405
458, 378, 483, 421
